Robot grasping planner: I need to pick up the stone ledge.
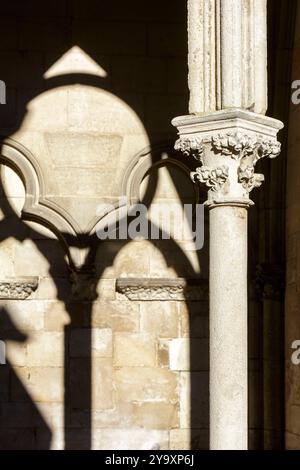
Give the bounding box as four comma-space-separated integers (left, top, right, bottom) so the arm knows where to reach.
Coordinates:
116, 278, 208, 301
0, 277, 39, 300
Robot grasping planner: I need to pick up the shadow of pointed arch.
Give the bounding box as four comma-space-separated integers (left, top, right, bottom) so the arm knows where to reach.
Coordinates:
0, 132, 209, 449
0, 2, 209, 449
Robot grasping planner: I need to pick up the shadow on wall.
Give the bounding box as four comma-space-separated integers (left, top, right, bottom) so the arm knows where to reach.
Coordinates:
0, 0, 211, 450
0, 307, 52, 449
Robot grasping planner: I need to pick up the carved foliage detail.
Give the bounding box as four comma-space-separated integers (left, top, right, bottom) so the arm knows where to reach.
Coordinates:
191, 165, 229, 191
116, 278, 208, 301
175, 132, 281, 196
238, 166, 264, 192
211, 132, 281, 162
174, 136, 204, 161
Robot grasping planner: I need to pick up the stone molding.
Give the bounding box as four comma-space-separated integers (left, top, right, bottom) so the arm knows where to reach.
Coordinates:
116, 278, 208, 301
0, 277, 39, 300
172, 109, 283, 207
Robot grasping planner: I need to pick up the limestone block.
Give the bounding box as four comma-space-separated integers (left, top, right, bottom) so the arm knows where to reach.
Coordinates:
114, 367, 178, 404
69, 328, 112, 358
92, 300, 139, 333
169, 429, 190, 450
170, 428, 209, 450
35, 402, 64, 429
34, 277, 65, 301
168, 338, 209, 371
92, 428, 169, 450
158, 339, 170, 368
69, 358, 113, 410
0, 238, 16, 277
96, 279, 116, 300
13, 240, 50, 277
71, 403, 135, 429
92, 358, 114, 411
43, 301, 70, 331
179, 372, 191, 429
114, 333, 156, 367
179, 302, 209, 338
12, 367, 63, 403
140, 302, 180, 338
6, 342, 27, 367
133, 402, 179, 430
0, 300, 44, 331
149, 242, 200, 278
179, 372, 209, 429
95, 241, 125, 279
92, 403, 135, 429
113, 241, 151, 278
27, 332, 63, 367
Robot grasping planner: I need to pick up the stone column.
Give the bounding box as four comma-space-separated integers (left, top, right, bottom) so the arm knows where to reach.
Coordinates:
173, 0, 283, 451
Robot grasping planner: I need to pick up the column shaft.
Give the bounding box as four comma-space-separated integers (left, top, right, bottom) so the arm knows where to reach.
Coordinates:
187, 0, 268, 114
174, 0, 282, 450
209, 205, 248, 449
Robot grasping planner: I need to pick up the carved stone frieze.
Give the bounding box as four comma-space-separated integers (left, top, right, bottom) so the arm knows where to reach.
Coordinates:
0, 277, 39, 300
116, 278, 208, 301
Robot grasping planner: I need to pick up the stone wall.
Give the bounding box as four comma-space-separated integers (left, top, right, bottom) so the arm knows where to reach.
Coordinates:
0, 0, 211, 450
0, 0, 283, 450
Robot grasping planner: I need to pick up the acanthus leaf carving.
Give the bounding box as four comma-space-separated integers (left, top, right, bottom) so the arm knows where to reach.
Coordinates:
174, 136, 204, 161
238, 166, 264, 192
173, 111, 283, 206
191, 165, 229, 192
211, 133, 256, 157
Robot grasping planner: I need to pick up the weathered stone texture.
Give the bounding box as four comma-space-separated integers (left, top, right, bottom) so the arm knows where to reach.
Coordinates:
0, 0, 205, 451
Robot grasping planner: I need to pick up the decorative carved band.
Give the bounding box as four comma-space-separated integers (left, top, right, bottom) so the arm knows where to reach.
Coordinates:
0, 277, 39, 300
116, 278, 208, 301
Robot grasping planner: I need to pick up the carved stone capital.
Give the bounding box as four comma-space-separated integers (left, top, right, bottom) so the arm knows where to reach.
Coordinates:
172, 109, 283, 207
